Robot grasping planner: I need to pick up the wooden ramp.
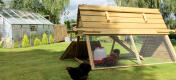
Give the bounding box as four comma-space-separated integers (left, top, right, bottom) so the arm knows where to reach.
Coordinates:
60, 41, 88, 59
139, 35, 175, 61
60, 41, 101, 59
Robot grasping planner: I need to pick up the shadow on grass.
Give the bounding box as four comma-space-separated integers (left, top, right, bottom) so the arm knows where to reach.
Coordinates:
89, 65, 158, 80
0, 49, 80, 80
0, 49, 167, 80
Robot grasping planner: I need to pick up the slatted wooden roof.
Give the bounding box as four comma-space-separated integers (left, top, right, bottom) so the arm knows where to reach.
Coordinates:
75, 5, 171, 35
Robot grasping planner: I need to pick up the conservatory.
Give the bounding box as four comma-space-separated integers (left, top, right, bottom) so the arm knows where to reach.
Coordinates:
0, 8, 54, 48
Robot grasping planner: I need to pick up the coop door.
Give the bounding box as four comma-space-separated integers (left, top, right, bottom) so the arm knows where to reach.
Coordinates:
86, 35, 141, 69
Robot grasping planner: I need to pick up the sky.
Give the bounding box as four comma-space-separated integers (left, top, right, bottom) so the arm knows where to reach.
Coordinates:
60, 0, 117, 23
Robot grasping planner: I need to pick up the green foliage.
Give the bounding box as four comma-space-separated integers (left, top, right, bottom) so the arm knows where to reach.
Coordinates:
34, 37, 41, 46
71, 33, 76, 38
114, 0, 176, 29
49, 34, 54, 44
10, 0, 69, 24
0, 43, 3, 48
42, 33, 48, 45
14, 42, 21, 48
0, 0, 5, 6
64, 19, 77, 30
169, 32, 176, 39
22, 34, 30, 48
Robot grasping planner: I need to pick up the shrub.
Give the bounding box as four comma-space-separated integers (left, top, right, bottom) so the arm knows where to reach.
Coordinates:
42, 33, 48, 45
49, 34, 54, 44
22, 34, 30, 48
34, 37, 41, 46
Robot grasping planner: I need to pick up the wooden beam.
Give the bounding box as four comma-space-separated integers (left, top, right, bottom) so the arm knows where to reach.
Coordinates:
79, 5, 160, 14
80, 11, 163, 19
81, 16, 165, 24
110, 36, 144, 60
110, 39, 116, 54
164, 35, 176, 62
129, 35, 142, 64
74, 28, 171, 33
92, 62, 174, 70
82, 22, 167, 29
86, 35, 95, 70
74, 57, 84, 64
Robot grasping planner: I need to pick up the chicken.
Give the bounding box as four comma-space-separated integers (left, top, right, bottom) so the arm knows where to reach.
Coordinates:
103, 49, 120, 67
66, 63, 91, 80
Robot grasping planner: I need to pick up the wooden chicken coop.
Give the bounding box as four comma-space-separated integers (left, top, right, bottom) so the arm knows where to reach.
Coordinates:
61, 5, 176, 70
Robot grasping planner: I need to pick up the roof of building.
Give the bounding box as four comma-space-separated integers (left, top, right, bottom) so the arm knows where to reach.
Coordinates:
75, 5, 171, 35
0, 8, 53, 25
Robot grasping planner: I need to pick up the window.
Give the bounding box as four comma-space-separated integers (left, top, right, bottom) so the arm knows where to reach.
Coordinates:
30, 25, 37, 31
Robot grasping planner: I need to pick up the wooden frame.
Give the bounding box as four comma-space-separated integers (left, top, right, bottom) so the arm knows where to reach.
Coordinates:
66, 5, 176, 70
85, 35, 176, 70
129, 35, 142, 64
86, 35, 95, 70
164, 35, 176, 62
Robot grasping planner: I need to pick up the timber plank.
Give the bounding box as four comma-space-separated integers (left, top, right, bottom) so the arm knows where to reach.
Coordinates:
82, 22, 167, 29
79, 5, 160, 14
81, 16, 165, 24
80, 11, 163, 19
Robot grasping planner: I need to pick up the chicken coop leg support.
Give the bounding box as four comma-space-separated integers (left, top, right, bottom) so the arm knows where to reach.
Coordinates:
110, 36, 144, 60
129, 35, 142, 64
110, 39, 115, 54
86, 35, 95, 70
165, 35, 176, 62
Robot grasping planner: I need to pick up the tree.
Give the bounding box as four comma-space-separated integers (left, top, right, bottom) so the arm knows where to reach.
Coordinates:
64, 19, 77, 30
0, 0, 5, 7
22, 34, 30, 48
49, 34, 54, 44
10, 0, 69, 24
42, 33, 48, 45
34, 37, 41, 46
114, 0, 176, 29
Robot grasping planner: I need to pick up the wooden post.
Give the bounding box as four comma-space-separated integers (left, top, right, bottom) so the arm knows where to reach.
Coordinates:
75, 57, 84, 64
165, 35, 176, 62
86, 35, 95, 70
110, 36, 144, 60
129, 35, 142, 64
110, 39, 115, 54
77, 36, 80, 42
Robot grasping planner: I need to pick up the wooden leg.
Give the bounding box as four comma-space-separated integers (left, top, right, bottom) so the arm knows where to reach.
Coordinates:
110, 39, 115, 54
75, 57, 84, 64
165, 35, 176, 62
129, 35, 142, 64
86, 35, 95, 70
77, 36, 80, 42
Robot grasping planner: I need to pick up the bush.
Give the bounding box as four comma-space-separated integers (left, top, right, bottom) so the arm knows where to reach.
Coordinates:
22, 34, 30, 48
34, 37, 41, 46
169, 32, 176, 39
42, 33, 48, 45
49, 34, 54, 44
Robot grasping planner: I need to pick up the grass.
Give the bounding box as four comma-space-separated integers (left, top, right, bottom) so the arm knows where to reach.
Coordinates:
1, 42, 176, 80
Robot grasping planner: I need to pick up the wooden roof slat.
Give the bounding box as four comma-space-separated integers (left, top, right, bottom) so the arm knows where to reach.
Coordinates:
80, 11, 163, 19
74, 28, 171, 35
82, 22, 167, 29
77, 5, 168, 35
79, 5, 160, 14
81, 16, 165, 24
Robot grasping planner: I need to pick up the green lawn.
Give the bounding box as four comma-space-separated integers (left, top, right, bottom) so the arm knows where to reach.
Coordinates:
1, 43, 176, 80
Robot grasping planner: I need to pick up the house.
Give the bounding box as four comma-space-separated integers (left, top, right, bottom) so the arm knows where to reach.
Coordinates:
0, 8, 54, 48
